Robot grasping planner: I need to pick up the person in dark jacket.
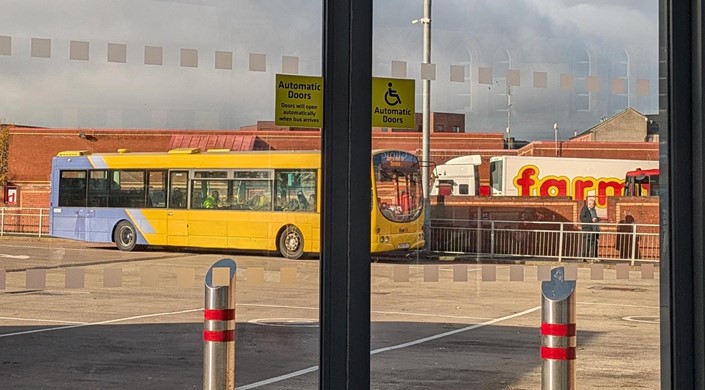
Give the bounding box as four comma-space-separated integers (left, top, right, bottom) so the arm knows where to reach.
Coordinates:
580, 198, 600, 260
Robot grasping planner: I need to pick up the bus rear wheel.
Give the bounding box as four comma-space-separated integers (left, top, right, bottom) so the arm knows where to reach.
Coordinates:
279, 225, 304, 259
114, 220, 138, 251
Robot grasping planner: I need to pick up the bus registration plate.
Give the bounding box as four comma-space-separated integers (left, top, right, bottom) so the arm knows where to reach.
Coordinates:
397, 243, 410, 249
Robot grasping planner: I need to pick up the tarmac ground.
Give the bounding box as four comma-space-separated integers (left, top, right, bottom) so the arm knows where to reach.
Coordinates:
0, 237, 660, 389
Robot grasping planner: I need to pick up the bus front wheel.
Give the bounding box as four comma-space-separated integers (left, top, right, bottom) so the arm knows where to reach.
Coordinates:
279, 225, 304, 259
114, 220, 138, 251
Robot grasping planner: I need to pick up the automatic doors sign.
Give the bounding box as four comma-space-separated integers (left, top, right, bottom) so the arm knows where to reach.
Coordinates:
275, 74, 323, 128
372, 77, 415, 129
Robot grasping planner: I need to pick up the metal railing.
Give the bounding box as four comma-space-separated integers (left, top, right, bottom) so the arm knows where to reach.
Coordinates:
430, 218, 660, 264
0, 208, 50, 237
0, 210, 660, 264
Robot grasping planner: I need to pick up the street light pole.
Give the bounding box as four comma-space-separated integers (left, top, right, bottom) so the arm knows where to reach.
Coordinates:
506, 84, 512, 149
421, 0, 432, 251
554, 123, 559, 156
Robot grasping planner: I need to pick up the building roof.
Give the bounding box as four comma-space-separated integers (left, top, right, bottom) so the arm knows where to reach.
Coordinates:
570, 107, 646, 140
167, 134, 256, 151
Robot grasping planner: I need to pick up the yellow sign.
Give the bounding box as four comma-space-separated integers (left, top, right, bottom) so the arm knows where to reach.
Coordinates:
275, 74, 324, 128
372, 77, 415, 129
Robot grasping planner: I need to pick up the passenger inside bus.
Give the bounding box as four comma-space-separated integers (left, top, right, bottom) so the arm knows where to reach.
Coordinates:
170, 188, 185, 208
203, 190, 220, 209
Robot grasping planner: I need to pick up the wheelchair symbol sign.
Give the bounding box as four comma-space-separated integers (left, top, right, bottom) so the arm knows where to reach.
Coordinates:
384, 82, 402, 106
372, 77, 415, 129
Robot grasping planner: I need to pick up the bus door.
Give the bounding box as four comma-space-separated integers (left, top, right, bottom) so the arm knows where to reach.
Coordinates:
167, 171, 189, 246
86, 170, 112, 241
53, 170, 88, 241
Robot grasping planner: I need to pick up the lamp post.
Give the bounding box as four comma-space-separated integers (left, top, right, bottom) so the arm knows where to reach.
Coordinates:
413, 0, 432, 251
554, 123, 559, 156
506, 84, 512, 149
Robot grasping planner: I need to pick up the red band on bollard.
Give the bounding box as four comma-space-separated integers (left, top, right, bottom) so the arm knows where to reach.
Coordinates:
541, 346, 576, 360
204, 309, 235, 321
203, 330, 235, 342
541, 322, 576, 337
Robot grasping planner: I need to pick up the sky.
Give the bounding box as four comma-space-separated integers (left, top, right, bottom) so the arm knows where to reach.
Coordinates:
0, 0, 658, 141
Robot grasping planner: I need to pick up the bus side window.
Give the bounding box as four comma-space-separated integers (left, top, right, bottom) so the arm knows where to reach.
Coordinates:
88, 170, 109, 207
147, 170, 167, 208
59, 171, 87, 207
169, 171, 189, 209
191, 191, 203, 209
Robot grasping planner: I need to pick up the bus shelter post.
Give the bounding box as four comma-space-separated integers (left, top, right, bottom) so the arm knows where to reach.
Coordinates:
203, 258, 237, 390
541, 266, 576, 390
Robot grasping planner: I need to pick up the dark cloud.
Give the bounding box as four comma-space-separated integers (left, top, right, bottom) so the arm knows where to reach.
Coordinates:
0, 0, 658, 140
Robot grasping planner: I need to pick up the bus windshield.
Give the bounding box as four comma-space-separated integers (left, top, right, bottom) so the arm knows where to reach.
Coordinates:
624, 168, 660, 196
373, 151, 422, 222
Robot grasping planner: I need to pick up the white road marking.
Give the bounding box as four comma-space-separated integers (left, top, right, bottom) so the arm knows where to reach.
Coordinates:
622, 316, 659, 324
248, 318, 318, 328
235, 305, 540, 390
0, 308, 201, 338
369, 305, 540, 355
0, 316, 88, 325
0, 243, 111, 252
0, 253, 30, 259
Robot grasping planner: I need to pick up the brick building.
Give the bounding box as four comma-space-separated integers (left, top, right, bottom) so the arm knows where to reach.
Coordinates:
570, 107, 656, 142
2, 109, 660, 209
2, 125, 504, 208
373, 112, 465, 133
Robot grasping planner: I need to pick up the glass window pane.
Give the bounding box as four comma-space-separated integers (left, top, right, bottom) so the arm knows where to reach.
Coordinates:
373, 0, 662, 388
169, 171, 188, 209
87, 170, 109, 207
147, 170, 167, 208
275, 170, 316, 212
109, 170, 146, 208
7, 1, 324, 388
58, 170, 87, 207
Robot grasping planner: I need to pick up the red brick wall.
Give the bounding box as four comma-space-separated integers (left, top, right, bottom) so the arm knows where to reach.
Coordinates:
19, 185, 51, 209
607, 197, 659, 226
5, 126, 660, 214
432, 195, 660, 259
431, 196, 579, 223
372, 112, 466, 133
518, 141, 659, 160
8, 127, 174, 183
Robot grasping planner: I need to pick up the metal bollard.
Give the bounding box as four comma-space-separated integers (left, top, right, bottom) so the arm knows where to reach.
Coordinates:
204, 258, 237, 390
541, 267, 576, 390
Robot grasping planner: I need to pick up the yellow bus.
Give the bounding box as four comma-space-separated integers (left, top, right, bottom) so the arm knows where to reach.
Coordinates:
49, 148, 424, 258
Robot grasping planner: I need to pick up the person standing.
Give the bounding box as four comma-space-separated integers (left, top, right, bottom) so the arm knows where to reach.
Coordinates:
203, 190, 220, 209
580, 198, 600, 260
